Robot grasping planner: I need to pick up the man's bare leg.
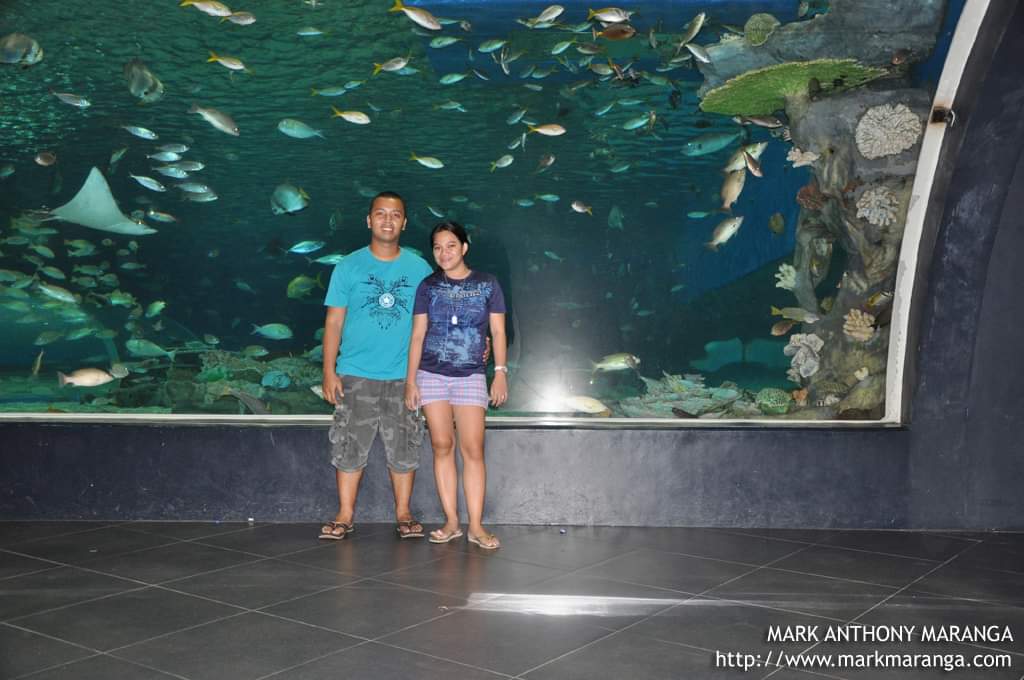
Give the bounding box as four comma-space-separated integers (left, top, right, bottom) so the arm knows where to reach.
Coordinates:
390, 468, 422, 536
322, 468, 362, 537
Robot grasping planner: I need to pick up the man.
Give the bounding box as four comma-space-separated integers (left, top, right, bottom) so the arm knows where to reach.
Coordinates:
319, 191, 433, 539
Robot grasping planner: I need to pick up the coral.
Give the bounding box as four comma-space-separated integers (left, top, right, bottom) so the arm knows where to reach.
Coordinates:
784, 333, 824, 380
755, 387, 792, 415
775, 263, 797, 290
854, 366, 869, 381
787, 147, 819, 168
856, 185, 901, 227
855, 103, 923, 159
843, 309, 876, 342
744, 13, 780, 47
700, 59, 886, 116
796, 181, 826, 211
791, 387, 808, 406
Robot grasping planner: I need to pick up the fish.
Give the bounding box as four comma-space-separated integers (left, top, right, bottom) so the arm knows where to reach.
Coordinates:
0, 163, 14, 179
687, 211, 711, 218
223, 11, 256, 25
129, 174, 166, 192
123, 58, 164, 104
288, 240, 324, 254
58, 368, 115, 387
594, 24, 636, 40
685, 42, 710, 63
535, 154, 556, 172
252, 323, 293, 340
330, 107, 370, 125
478, 39, 508, 53
551, 39, 576, 55
682, 131, 742, 157
388, 0, 441, 30
109, 363, 130, 378
705, 216, 743, 251
586, 8, 634, 23
506, 108, 527, 125
50, 89, 90, 108
145, 301, 166, 317
30, 244, 55, 258
430, 36, 461, 48
535, 193, 559, 202
1, 33, 44, 66
490, 154, 514, 171
867, 290, 894, 309
722, 142, 769, 172
564, 395, 611, 416
410, 152, 444, 169
225, 387, 271, 415
203, 334, 220, 345
623, 111, 654, 130
123, 125, 158, 140
242, 345, 269, 358
592, 352, 639, 373
207, 51, 247, 72
373, 55, 409, 75
126, 338, 175, 359
771, 306, 820, 323
287, 274, 321, 298
607, 205, 624, 230
310, 85, 347, 96
734, 114, 784, 128
296, 26, 325, 36
188, 103, 239, 136
515, 198, 535, 207
535, 5, 565, 23
180, 0, 232, 17
543, 251, 564, 262
743, 151, 764, 178
147, 151, 181, 162
528, 123, 566, 136
720, 169, 746, 212
439, 71, 469, 84
436, 100, 466, 112
609, 162, 631, 174
678, 11, 706, 47
35, 152, 57, 166
31, 349, 45, 378
145, 208, 179, 224
771, 319, 797, 336
177, 181, 211, 194
154, 165, 189, 179
34, 330, 63, 346
768, 212, 785, 235
271, 184, 310, 215
571, 200, 592, 215
278, 118, 325, 139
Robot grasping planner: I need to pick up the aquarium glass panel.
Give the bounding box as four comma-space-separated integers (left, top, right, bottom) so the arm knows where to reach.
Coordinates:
0, 0, 965, 420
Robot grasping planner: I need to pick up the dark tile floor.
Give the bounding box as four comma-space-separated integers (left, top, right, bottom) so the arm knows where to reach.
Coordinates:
1, 522, 1022, 680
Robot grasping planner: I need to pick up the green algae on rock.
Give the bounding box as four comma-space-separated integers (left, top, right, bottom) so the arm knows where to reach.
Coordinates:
700, 59, 887, 116
744, 13, 781, 47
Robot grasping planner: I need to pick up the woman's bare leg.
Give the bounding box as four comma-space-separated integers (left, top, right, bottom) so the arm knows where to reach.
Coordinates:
454, 405, 498, 548
424, 401, 460, 536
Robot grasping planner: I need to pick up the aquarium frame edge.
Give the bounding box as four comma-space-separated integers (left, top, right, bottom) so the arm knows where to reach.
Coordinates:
885, 0, 990, 424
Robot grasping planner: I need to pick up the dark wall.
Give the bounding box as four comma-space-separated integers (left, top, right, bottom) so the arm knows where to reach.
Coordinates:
1, 3, 1022, 529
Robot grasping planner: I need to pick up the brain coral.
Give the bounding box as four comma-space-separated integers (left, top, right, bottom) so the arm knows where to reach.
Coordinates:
856, 185, 901, 227
855, 103, 922, 160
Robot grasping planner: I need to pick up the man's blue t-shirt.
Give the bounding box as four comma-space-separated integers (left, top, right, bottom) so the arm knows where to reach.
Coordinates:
324, 246, 433, 380
413, 271, 506, 377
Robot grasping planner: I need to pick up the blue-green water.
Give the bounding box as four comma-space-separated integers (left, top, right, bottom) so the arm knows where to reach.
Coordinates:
0, 0, 961, 417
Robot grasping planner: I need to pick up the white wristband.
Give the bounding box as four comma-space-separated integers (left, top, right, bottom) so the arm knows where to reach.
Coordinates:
494, 365, 508, 373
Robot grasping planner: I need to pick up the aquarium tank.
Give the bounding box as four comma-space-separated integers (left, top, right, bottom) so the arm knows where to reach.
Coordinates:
0, 0, 964, 421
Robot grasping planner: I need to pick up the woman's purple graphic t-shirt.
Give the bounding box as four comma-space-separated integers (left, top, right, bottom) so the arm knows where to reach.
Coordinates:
413, 271, 506, 377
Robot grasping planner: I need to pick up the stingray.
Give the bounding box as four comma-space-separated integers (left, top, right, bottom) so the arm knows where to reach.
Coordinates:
47, 167, 157, 236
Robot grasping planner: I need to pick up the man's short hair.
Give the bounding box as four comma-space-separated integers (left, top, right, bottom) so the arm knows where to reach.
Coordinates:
368, 191, 406, 215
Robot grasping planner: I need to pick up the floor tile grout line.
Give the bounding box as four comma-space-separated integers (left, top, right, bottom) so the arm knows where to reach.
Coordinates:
779, 539, 990, 672
0, 564, 63, 583
11, 650, 196, 680
370, 637, 521, 678
514, 541, 822, 677
0, 522, 128, 548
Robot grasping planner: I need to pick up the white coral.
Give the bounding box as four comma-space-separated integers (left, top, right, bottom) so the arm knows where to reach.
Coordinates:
783, 333, 824, 380
855, 103, 922, 160
856, 186, 901, 227
787, 146, 819, 168
774, 263, 796, 290
843, 309, 876, 342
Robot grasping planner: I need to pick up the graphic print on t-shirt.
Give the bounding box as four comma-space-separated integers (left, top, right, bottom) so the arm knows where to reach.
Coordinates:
360, 274, 414, 329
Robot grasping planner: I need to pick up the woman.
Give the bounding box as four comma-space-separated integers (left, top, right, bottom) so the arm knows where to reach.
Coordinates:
405, 221, 508, 549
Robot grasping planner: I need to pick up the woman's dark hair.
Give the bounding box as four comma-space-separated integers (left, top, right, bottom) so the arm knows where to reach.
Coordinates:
430, 221, 469, 249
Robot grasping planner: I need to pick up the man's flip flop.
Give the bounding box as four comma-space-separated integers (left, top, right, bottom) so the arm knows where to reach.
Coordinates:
428, 528, 464, 544
396, 519, 425, 539
467, 533, 501, 550
318, 521, 353, 540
